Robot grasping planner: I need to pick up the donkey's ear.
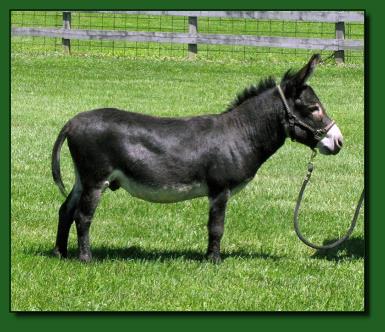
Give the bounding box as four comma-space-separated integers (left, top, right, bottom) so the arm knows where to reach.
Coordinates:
292, 54, 321, 86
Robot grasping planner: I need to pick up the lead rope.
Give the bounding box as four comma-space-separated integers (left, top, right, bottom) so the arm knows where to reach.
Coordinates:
294, 149, 365, 250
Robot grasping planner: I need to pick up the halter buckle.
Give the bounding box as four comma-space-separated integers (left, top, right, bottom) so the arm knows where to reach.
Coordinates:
313, 129, 326, 141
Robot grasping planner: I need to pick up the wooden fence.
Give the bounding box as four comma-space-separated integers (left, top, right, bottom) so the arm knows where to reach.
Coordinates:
11, 11, 364, 63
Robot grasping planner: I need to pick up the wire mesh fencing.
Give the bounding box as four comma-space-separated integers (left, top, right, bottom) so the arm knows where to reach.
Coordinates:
11, 11, 364, 64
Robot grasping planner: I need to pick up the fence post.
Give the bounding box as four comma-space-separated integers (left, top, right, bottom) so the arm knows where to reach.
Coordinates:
188, 16, 198, 59
62, 11, 71, 54
335, 21, 345, 64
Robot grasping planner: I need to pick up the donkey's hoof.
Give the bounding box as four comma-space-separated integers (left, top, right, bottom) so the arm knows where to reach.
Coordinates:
52, 247, 67, 259
205, 252, 222, 264
79, 254, 92, 263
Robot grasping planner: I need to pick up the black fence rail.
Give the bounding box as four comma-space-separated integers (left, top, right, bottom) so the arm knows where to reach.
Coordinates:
11, 11, 364, 63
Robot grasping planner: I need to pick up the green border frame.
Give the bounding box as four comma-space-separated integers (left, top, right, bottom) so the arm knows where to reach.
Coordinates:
3, 0, 382, 329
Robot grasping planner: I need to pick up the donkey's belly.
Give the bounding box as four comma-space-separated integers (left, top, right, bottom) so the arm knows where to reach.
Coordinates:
108, 170, 208, 203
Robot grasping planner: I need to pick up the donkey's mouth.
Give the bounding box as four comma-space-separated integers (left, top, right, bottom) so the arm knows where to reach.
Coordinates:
317, 144, 341, 155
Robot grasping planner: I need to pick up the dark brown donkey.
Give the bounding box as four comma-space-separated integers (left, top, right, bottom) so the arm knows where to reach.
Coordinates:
52, 54, 343, 263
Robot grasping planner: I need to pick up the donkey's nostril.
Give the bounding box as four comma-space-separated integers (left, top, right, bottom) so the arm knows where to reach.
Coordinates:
337, 137, 343, 148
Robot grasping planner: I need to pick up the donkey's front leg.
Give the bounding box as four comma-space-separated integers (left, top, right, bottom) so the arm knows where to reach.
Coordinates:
206, 189, 230, 263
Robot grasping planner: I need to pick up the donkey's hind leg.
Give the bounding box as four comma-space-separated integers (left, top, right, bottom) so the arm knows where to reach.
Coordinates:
53, 184, 82, 258
74, 186, 102, 262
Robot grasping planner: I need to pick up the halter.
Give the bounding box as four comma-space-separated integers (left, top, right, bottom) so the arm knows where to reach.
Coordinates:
276, 85, 335, 141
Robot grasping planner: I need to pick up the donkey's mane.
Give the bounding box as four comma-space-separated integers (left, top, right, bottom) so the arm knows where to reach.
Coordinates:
225, 69, 295, 112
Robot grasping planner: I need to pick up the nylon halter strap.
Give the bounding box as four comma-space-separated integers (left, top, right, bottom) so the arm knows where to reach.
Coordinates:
276, 84, 335, 141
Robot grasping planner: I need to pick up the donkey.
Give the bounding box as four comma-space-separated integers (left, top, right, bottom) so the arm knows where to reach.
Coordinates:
52, 54, 343, 263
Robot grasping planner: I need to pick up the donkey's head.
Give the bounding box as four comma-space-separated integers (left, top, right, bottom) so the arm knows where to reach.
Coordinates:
280, 54, 343, 155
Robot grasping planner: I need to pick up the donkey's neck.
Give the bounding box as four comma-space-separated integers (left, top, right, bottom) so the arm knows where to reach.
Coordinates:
223, 88, 287, 165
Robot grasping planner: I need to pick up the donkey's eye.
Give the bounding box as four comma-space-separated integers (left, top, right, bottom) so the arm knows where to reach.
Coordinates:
308, 104, 324, 120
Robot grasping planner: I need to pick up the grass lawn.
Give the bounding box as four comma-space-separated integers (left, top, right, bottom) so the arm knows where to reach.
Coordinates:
11, 53, 364, 311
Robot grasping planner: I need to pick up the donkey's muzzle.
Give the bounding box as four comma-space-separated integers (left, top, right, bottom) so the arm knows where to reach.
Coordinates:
316, 124, 343, 155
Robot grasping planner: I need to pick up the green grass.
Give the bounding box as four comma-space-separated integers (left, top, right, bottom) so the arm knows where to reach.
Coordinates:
11, 53, 364, 311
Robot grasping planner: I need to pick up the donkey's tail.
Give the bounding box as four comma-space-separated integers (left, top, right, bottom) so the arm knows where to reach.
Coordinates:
52, 121, 71, 197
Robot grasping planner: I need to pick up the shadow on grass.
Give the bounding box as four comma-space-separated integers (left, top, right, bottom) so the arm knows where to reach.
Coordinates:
311, 237, 365, 261
40, 246, 283, 262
